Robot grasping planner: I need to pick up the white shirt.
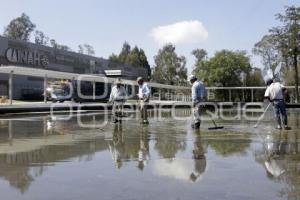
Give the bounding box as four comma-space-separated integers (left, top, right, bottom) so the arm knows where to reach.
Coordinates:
264, 82, 285, 100
109, 85, 127, 102
138, 83, 151, 99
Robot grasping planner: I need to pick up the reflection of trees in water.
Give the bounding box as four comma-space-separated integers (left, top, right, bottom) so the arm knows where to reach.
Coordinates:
0, 138, 107, 193
154, 129, 187, 159
0, 163, 35, 193
205, 132, 251, 157
254, 131, 300, 200
0, 149, 48, 193
151, 120, 187, 159
155, 138, 186, 159
152, 132, 207, 183
279, 157, 300, 200
109, 125, 150, 170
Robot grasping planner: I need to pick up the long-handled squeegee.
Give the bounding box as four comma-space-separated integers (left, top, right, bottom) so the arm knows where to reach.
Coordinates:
253, 103, 271, 128
207, 115, 224, 130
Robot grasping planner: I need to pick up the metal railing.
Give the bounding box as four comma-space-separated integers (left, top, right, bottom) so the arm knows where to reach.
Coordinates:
0, 66, 299, 104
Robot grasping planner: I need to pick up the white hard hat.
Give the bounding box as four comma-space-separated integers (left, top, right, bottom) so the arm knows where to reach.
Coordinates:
137, 77, 143, 82
115, 78, 122, 84
188, 75, 197, 81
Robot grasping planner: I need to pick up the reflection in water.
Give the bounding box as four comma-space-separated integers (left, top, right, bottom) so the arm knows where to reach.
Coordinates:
192, 134, 207, 182
207, 134, 251, 157
0, 153, 36, 193
108, 124, 150, 170
153, 133, 206, 183
153, 123, 187, 159
254, 131, 300, 199
0, 115, 109, 193
137, 126, 150, 171
0, 110, 300, 200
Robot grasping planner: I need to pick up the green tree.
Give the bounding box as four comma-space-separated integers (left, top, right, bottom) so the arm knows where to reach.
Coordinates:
192, 49, 209, 82
34, 30, 49, 45
3, 13, 36, 41
78, 44, 95, 55
138, 49, 151, 79
127, 46, 151, 79
253, 35, 280, 74
127, 46, 140, 66
84, 44, 95, 56
108, 42, 151, 79
119, 42, 131, 63
193, 50, 251, 87
50, 39, 72, 51
78, 45, 84, 54
246, 68, 265, 86
152, 44, 187, 85
269, 6, 300, 101
108, 53, 119, 62
192, 49, 208, 62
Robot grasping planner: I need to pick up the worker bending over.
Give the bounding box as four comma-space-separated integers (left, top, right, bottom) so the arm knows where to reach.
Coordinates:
264, 78, 290, 130
109, 79, 127, 123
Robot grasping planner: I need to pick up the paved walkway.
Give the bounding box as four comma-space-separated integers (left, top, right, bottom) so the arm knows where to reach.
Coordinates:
0, 101, 299, 115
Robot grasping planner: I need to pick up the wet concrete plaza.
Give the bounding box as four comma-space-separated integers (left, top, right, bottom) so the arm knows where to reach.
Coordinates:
0, 109, 300, 200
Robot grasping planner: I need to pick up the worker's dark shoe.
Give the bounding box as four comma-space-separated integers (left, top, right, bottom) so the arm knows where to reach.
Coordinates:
192, 122, 200, 129
113, 119, 118, 123
276, 125, 282, 130
284, 126, 291, 130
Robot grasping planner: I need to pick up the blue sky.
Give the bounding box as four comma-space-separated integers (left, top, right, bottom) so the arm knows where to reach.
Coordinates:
0, 0, 299, 73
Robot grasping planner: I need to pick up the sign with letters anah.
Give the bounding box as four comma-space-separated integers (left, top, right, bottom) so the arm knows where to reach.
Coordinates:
5, 48, 49, 67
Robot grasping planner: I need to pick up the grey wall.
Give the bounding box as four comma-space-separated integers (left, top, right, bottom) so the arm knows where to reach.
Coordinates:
0, 36, 149, 100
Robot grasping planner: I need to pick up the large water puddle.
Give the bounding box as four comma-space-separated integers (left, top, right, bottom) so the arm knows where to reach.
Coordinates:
0, 109, 300, 200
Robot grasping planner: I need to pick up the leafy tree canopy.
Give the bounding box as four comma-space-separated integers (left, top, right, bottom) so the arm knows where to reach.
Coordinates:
109, 42, 151, 79
193, 49, 252, 87
34, 30, 49, 45
3, 13, 36, 41
78, 44, 95, 56
152, 44, 187, 85
254, 5, 300, 101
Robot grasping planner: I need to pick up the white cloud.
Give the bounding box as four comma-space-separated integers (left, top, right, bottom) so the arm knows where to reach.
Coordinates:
152, 158, 205, 183
150, 20, 208, 45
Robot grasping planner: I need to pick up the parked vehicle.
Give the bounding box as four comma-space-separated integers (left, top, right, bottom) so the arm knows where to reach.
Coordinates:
45, 80, 111, 103
45, 81, 71, 103
47, 88, 70, 103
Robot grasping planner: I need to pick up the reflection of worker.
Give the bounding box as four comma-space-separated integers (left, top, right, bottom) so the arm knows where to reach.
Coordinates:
137, 77, 151, 124
109, 79, 127, 123
264, 79, 290, 130
108, 125, 124, 169
264, 158, 285, 178
137, 127, 150, 171
262, 133, 286, 178
190, 135, 206, 182
189, 75, 206, 129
